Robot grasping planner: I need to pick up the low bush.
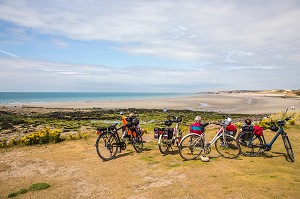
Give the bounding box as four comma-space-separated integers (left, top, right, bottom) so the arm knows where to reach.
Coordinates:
19, 127, 62, 146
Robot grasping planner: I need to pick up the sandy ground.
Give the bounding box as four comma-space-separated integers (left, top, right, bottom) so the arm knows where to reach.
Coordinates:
1, 93, 300, 114
1, 127, 299, 199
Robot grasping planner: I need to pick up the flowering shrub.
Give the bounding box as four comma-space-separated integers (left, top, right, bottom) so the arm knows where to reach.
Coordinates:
234, 122, 243, 128
0, 138, 7, 148
67, 131, 89, 140
18, 127, 62, 146
288, 118, 296, 125
258, 118, 273, 129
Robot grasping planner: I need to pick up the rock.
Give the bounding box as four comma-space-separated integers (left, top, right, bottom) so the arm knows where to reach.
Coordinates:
200, 155, 209, 162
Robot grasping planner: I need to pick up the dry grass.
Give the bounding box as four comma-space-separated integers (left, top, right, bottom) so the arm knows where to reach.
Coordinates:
1, 126, 300, 199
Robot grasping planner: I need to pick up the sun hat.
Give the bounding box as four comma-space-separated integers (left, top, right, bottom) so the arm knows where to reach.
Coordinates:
195, 116, 201, 121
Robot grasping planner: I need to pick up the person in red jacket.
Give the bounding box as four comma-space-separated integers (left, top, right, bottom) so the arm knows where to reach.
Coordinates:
190, 116, 205, 135
190, 116, 210, 161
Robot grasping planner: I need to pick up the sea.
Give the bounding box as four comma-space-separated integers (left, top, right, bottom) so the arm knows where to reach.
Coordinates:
0, 92, 193, 104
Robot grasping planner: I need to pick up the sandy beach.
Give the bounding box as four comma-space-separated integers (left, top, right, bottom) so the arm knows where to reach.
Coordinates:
1, 93, 299, 114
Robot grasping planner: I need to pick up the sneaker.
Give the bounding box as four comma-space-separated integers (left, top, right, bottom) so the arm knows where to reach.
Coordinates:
200, 155, 209, 162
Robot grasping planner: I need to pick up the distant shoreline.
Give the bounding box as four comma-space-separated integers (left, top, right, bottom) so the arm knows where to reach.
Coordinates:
0, 92, 193, 104
1, 93, 299, 114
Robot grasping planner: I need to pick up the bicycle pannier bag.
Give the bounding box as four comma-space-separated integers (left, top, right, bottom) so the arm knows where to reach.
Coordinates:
127, 130, 137, 138
154, 127, 164, 139
226, 124, 237, 137
163, 128, 174, 140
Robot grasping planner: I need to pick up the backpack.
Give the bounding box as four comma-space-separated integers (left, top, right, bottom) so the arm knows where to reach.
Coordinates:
240, 125, 255, 141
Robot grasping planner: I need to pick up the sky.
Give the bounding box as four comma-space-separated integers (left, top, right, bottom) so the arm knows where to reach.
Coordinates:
0, 0, 299, 93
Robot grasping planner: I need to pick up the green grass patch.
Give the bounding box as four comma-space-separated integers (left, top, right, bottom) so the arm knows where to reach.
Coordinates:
8, 183, 50, 197
140, 155, 160, 166
16, 189, 28, 194
141, 156, 154, 162
29, 183, 50, 191
169, 163, 180, 167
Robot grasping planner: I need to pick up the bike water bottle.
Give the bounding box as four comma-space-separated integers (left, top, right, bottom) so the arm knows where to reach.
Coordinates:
122, 130, 127, 139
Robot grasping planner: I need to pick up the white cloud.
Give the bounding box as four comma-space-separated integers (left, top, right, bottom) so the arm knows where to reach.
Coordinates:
51, 39, 69, 48
0, 58, 298, 92
0, 0, 299, 61
0, 0, 299, 91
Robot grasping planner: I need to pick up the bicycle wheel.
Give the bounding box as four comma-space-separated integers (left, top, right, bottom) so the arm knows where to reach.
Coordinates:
96, 132, 119, 161
132, 130, 143, 153
215, 135, 240, 159
282, 134, 295, 162
237, 132, 263, 157
159, 139, 170, 154
179, 134, 204, 160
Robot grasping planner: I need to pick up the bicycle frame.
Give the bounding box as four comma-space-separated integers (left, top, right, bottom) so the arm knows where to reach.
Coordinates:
157, 113, 184, 154
97, 124, 124, 150
238, 114, 294, 162
199, 125, 235, 150
173, 121, 181, 141
185, 124, 231, 149
205, 126, 223, 147
96, 113, 144, 161
262, 125, 285, 151
179, 121, 240, 160
158, 121, 181, 145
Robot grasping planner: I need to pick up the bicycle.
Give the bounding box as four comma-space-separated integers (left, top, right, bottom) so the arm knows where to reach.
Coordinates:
95, 113, 143, 161
179, 118, 241, 160
237, 115, 295, 162
154, 110, 184, 154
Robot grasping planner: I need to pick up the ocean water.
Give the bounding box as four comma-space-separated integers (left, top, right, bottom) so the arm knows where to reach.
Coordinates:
0, 92, 192, 104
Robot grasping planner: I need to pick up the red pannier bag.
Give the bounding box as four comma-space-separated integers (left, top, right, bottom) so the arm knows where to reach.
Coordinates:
226, 123, 237, 137
253, 126, 263, 136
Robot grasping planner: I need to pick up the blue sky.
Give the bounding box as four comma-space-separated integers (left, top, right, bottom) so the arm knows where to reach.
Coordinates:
0, 0, 299, 92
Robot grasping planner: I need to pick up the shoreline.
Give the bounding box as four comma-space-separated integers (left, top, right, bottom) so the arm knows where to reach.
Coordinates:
1, 93, 299, 114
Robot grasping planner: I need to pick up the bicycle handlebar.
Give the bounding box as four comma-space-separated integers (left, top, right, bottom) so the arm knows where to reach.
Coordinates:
167, 113, 185, 118
276, 117, 292, 126
285, 117, 291, 121
212, 122, 226, 126
165, 113, 185, 123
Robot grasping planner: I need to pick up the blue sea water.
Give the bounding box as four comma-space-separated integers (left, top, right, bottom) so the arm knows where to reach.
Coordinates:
0, 92, 192, 104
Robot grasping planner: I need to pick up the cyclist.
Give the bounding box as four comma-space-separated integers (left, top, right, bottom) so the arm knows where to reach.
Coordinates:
122, 112, 144, 139
190, 116, 209, 162
190, 116, 209, 135
242, 118, 263, 136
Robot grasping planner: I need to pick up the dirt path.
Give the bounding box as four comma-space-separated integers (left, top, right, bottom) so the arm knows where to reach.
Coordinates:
1, 128, 300, 199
